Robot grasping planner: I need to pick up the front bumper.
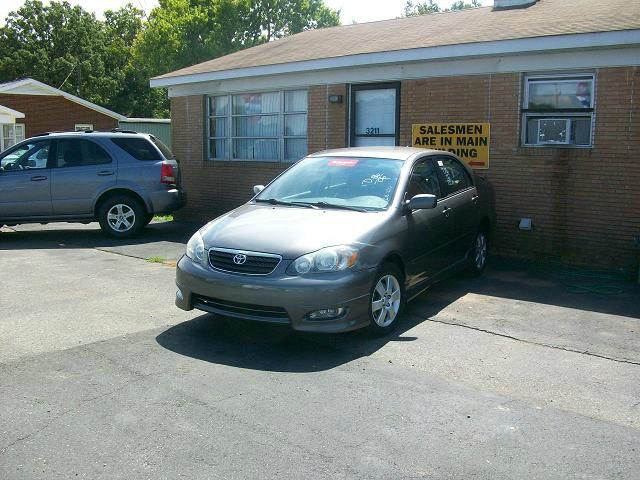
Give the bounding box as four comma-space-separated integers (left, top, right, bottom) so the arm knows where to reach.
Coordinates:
175, 255, 375, 333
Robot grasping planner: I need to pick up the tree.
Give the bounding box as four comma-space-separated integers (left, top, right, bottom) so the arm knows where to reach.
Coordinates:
0, 1, 150, 116
404, 0, 440, 16
131, 0, 341, 80
404, 0, 482, 16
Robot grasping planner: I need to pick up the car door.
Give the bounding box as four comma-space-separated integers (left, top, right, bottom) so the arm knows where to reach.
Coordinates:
433, 155, 479, 263
403, 157, 456, 287
0, 140, 53, 218
50, 138, 116, 215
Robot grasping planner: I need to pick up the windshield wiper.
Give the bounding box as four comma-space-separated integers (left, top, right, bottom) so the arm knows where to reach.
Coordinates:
309, 201, 367, 212
255, 198, 317, 209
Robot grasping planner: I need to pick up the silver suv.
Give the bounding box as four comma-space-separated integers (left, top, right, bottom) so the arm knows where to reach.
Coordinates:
0, 131, 184, 238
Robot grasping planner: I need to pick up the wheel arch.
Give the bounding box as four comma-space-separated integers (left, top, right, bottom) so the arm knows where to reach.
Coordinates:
94, 188, 149, 217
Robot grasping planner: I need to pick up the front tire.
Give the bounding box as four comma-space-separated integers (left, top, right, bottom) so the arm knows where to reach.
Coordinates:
97, 195, 146, 239
367, 263, 405, 336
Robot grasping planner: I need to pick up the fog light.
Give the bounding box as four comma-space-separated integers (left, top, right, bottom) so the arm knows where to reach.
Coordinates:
308, 307, 345, 320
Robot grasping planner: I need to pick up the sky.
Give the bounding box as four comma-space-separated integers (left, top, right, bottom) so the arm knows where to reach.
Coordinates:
0, 0, 493, 25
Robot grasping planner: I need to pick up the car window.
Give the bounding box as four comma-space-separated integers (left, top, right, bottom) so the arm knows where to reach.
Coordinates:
434, 156, 472, 196
111, 137, 162, 161
150, 136, 175, 160
407, 159, 442, 199
55, 139, 112, 168
257, 156, 404, 210
0, 141, 50, 171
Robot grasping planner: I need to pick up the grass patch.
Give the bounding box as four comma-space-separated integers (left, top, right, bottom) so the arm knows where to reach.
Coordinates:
147, 256, 166, 263
146, 256, 177, 267
153, 214, 174, 222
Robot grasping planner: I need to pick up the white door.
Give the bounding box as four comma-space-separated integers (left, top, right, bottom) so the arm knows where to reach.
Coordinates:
351, 84, 399, 147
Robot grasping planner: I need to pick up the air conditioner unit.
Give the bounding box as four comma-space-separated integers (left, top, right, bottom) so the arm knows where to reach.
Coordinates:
538, 118, 570, 145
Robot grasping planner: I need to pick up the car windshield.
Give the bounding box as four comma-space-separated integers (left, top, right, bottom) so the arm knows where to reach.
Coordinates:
256, 156, 404, 211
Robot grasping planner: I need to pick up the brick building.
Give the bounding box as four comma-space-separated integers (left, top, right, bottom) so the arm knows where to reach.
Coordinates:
0, 78, 125, 151
151, 0, 640, 271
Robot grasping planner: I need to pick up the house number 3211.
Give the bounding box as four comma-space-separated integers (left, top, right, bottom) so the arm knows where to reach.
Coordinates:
365, 128, 380, 135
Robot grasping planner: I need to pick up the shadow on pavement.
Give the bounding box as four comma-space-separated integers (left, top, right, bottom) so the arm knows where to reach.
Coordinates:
155, 310, 429, 373
0, 220, 201, 253
156, 256, 640, 373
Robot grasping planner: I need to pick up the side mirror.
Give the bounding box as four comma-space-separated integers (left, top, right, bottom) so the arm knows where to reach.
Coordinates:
406, 194, 437, 211
253, 185, 265, 194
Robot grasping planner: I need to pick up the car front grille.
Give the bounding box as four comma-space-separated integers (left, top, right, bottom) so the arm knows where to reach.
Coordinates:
193, 295, 289, 323
208, 248, 281, 275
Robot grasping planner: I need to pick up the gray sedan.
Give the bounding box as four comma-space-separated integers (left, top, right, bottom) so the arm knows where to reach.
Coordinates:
176, 147, 495, 334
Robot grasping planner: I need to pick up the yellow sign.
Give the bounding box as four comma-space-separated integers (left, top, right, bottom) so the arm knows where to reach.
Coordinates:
412, 123, 490, 169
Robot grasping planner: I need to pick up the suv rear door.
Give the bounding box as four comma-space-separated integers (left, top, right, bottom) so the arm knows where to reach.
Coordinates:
50, 138, 116, 215
0, 140, 53, 218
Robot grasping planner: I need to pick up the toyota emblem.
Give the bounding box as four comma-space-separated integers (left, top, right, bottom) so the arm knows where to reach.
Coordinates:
233, 253, 247, 265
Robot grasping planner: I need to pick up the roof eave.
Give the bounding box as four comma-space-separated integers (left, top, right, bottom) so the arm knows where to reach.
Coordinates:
150, 29, 640, 89
0, 78, 127, 121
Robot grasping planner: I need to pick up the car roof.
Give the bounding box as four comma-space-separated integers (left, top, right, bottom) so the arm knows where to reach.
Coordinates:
31, 131, 151, 139
308, 146, 441, 161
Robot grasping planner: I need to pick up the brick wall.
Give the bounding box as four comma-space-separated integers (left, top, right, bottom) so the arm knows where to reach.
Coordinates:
0, 94, 118, 137
171, 68, 639, 270
400, 67, 640, 269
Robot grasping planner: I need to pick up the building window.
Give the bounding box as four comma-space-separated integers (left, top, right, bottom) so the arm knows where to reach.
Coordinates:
207, 90, 308, 162
522, 74, 594, 147
75, 124, 94, 131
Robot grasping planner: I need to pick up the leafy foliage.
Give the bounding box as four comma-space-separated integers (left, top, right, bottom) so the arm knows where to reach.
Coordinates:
0, 0, 340, 118
404, 0, 482, 16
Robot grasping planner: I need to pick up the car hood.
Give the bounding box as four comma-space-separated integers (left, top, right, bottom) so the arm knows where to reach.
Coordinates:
201, 203, 387, 259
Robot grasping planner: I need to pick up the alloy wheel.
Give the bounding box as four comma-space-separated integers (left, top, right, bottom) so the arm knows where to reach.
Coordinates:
371, 274, 401, 327
475, 231, 487, 270
107, 204, 136, 232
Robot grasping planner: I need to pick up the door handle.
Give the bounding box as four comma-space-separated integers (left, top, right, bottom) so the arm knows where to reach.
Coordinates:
442, 206, 452, 217
97, 170, 114, 176
471, 195, 479, 203
31, 175, 47, 181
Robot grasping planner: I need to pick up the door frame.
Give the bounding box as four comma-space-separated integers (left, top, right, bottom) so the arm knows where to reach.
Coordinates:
349, 82, 401, 147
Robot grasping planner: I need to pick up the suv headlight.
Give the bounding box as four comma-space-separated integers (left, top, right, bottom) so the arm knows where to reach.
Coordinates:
289, 245, 359, 274
185, 231, 207, 266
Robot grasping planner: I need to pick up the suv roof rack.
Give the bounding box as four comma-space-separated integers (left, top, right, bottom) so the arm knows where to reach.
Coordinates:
110, 128, 139, 134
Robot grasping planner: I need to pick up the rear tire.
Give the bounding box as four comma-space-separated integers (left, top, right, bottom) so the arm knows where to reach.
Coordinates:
468, 227, 489, 277
366, 263, 406, 336
97, 195, 146, 239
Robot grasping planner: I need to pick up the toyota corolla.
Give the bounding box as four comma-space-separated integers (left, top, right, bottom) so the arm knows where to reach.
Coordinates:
175, 147, 495, 334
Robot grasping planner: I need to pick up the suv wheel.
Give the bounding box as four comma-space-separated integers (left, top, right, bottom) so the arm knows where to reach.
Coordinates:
98, 195, 146, 238
367, 263, 405, 336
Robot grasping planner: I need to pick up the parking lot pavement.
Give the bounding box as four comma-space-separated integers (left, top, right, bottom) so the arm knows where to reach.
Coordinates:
1, 222, 639, 479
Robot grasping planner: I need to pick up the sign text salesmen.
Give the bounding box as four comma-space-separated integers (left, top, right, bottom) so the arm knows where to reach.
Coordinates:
412, 123, 490, 169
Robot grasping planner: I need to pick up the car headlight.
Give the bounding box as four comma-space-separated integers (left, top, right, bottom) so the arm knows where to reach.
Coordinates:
185, 231, 207, 266
290, 245, 359, 274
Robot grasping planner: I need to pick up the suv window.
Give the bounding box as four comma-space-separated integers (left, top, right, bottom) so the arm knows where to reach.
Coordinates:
407, 159, 442, 199
0, 141, 50, 171
434, 156, 472, 196
55, 139, 112, 167
150, 136, 175, 160
111, 137, 161, 161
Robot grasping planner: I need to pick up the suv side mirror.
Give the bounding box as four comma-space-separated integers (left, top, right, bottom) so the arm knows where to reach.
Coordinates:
406, 194, 437, 211
253, 185, 265, 194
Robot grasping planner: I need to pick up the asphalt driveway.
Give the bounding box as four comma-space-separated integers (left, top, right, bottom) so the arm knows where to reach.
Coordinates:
1, 222, 639, 479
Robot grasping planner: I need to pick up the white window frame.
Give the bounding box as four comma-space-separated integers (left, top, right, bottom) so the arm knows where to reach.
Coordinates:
206, 89, 308, 162
522, 73, 595, 148
75, 124, 93, 132
14, 124, 25, 144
